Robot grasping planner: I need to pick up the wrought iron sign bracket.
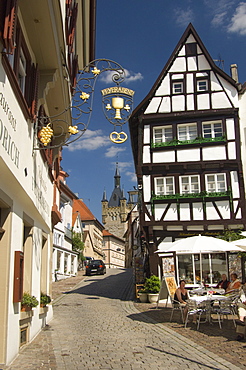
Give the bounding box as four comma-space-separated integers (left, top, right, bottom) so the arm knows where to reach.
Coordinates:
33, 59, 134, 150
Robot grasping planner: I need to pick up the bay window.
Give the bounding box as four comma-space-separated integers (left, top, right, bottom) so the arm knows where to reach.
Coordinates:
202, 120, 223, 138
178, 123, 197, 141
155, 177, 175, 195
153, 126, 173, 144
180, 175, 200, 194
205, 173, 226, 193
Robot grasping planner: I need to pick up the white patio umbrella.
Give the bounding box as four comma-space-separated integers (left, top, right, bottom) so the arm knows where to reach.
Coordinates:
164, 234, 244, 283
230, 238, 246, 250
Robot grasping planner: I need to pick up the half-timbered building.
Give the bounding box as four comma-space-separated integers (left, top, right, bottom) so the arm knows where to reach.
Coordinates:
129, 24, 246, 278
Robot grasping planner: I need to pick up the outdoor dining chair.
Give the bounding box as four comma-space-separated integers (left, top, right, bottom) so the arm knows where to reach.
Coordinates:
184, 299, 212, 330
169, 297, 184, 323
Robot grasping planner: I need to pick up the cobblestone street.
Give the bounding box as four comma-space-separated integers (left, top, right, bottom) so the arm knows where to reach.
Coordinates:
3, 269, 245, 370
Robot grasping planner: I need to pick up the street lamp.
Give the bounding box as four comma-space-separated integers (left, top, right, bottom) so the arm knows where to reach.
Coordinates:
34, 59, 134, 149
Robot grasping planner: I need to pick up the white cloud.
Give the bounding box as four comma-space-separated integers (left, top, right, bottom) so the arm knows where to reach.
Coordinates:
100, 69, 143, 85
67, 129, 110, 151
211, 11, 227, 26
105, 146, 126, 158
125, 171, 137, 183
227, 2, 246, 35
174, 7, 194, 27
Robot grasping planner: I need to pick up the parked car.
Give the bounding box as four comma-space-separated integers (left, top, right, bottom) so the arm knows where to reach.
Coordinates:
85, 260, 106, 276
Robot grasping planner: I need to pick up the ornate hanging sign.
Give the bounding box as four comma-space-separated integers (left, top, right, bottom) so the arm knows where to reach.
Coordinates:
34, 59, 135, 150
101, 86, 134, 144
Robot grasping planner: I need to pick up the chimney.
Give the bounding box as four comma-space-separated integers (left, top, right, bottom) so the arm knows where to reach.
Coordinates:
230, 64, 239, 83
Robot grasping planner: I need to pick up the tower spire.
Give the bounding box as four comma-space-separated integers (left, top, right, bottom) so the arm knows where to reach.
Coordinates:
114, 162, 121, 188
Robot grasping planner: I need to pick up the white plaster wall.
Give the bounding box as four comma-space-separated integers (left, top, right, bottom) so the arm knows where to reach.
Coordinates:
198, 55, 211, 70
230, 171, 240, 198
228, 142, 236, 160
233, 200, 239, 213
153, 150, 175, 163
239, 92, 246, 196
193, 203, 203, 220
211, 92, 232, 109
145, 204, 151, 221
236, 208, 242, 219
143, 146, 151, 163
186, 74, 194, 93
159, 97, 171, 113
211, 72, 222, 91
202, 146, 226, 161
217, 76, 239, 108
215, 200, 230, 219
144, 97, 161, 114
164, 204, 178, 221
180, 203, 190, 221
172, 95, 185, 111
169, 57, 186, 72
177, 148, 200, 162
186, 35, 196, 43
187, 56, 197, 71
143, 175, 151, 202
156, 75, 170, 96
178, 45, 185, 56
226, 118, 235, 140
155, 204, 165, 221
206, 202, 220, 220
197, 94, 210, 110
143, 125, 150, 144
187, 95, 195, 110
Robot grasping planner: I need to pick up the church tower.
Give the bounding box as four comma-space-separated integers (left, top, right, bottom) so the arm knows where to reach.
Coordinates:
101, 163, 136, 239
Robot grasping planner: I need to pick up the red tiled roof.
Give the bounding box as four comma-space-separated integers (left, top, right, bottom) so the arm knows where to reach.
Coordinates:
103, 229, 113, 236
73, 199, 96, 221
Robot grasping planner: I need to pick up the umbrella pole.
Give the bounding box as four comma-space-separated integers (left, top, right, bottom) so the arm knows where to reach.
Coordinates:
200, 252, 202, 286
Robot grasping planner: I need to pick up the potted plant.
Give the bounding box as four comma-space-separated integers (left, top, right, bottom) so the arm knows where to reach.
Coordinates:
144, 275, 161, 303
40, 292, 51, 307
21, 292, 39, 311
138, 288, 148, 303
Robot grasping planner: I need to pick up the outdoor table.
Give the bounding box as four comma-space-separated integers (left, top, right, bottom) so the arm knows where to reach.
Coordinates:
190, 287, 225, 296
189, 294, 229, 325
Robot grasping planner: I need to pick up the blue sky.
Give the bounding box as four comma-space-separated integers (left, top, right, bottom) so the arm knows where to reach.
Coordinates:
61, 0, 246, 222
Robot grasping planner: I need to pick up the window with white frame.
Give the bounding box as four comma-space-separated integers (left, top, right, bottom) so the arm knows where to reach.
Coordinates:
153, 126, 173, 143
155, 177, 175, 195
205, 174, 226, 193
172, 81, 183, 94
202, 121, 223, 138
197, 79, 208, 91
178, 123, 197, 141
180, 175, 200, 194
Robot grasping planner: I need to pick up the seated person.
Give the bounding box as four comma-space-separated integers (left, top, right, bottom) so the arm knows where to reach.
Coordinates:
226, 273, 241, 294
173, 280, 189, 319
174, 280, 189, 304
235, 284, 246, 341
216, 274, 229, 290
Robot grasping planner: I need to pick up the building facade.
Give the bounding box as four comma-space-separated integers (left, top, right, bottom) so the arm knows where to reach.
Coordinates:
0, 0, 95, 365
73, 199, 105, 261
103, 229, 125, 268
52, 171, 79, 281
129, 24, 246, 279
